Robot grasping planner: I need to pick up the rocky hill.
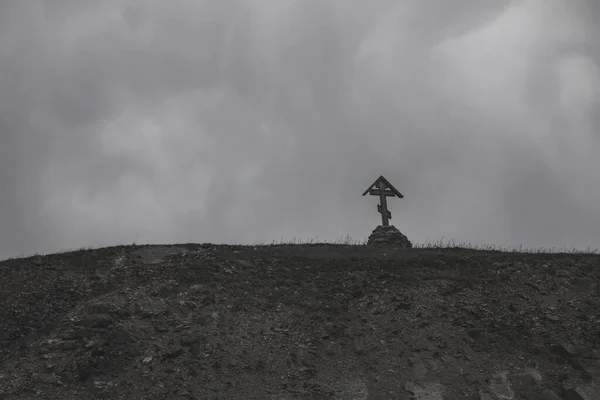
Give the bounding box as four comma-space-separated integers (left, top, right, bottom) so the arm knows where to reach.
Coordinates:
0, 243, 599, 399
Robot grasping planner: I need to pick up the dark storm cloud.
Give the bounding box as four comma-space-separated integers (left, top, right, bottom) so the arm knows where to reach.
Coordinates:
1, 0, 599, 258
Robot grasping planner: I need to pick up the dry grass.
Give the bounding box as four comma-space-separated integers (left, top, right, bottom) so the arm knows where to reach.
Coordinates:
251, 235, 599, 255
2, 235, 598, 263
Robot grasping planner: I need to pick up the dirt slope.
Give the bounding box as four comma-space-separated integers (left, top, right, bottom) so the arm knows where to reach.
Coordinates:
0, 243, 599, 399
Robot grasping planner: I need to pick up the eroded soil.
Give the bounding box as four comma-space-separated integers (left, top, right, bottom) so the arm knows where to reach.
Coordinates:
1, 244, 599, 399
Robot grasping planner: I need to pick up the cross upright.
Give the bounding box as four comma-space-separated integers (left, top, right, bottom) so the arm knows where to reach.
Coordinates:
362, 175, 403, 226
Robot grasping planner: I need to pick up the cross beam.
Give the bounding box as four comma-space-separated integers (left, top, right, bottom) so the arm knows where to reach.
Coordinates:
362, 175, 403, 226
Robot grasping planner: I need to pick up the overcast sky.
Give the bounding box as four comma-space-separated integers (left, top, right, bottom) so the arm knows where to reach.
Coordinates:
1, 0, 599, 259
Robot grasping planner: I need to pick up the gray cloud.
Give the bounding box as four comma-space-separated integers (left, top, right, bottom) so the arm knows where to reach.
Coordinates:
1, 0, 599, 258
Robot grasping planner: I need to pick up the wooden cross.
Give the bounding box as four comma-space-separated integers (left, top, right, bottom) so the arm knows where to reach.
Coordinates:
362, 175, 403, 226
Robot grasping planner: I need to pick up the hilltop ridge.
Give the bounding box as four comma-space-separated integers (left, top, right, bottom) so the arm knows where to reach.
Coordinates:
1, 243, 599, 399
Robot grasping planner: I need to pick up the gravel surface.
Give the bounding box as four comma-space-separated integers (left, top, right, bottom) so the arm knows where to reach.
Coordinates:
1, 243, 599, 399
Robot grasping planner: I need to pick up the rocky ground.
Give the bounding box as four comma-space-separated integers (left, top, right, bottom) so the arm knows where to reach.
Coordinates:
0, 243, 599, 399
